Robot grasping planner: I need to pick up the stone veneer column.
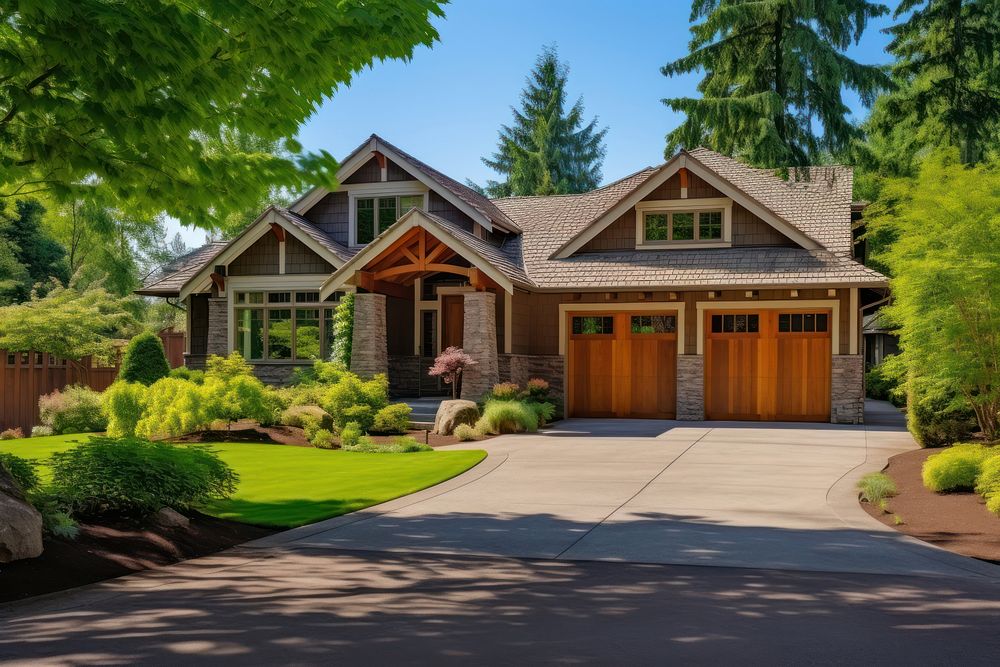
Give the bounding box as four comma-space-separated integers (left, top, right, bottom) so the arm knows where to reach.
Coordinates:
676, 355, 705, 420
350, 293, 388, 378
831, 355, 865, 424
206, 297, 229, 357
460, 291, 499, 400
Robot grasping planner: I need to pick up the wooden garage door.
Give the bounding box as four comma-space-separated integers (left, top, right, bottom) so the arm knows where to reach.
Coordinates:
567, 312, 677, 419
705, 310, 831, 422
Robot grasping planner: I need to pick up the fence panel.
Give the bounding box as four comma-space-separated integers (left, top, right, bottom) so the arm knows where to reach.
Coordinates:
158, 329, 186, 369
0, 350, 120, 433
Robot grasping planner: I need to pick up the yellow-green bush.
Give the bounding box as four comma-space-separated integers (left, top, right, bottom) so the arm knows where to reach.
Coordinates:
321, 372, 389, 431
922, 444, 995, 492
280, 405, 334, 431
975, 455, 1000, 515
103, 381, 147, 437
453, 423, 481, 442
371, 403, 412, 434
135, 377, 210, 439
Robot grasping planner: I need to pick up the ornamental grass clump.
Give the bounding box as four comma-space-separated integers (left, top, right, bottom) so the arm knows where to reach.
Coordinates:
476, 400, 538, 435
857, 472, 897, 504
48, 436, 238, 517
921, 444, 995, 492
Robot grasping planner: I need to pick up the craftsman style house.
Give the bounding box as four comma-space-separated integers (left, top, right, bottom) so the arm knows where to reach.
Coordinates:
141, 135, 887, 423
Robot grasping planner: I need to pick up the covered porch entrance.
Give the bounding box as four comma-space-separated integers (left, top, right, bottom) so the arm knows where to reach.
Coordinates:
320, 212, 516, 400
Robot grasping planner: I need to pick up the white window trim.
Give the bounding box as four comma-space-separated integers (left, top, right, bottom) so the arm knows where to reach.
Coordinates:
347, 184, 429, 248
634, 198, 733, 249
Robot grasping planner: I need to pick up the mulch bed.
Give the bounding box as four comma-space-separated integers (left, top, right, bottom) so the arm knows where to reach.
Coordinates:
0, 512, 275, 604
167, 421, 471, 448
862, 448, 1000, 564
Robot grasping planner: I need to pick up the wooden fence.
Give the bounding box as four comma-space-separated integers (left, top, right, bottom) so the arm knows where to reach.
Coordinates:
159, 328, 185, 369
0, 351, 120, 434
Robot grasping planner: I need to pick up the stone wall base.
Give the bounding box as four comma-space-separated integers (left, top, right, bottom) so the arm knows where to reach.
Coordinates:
831, 354, 865, 424
351, 293, 388, 379
676, 355, 705, 420
499, 353, 565, 417
206, 297, 228, 357
251, 364, 299, 386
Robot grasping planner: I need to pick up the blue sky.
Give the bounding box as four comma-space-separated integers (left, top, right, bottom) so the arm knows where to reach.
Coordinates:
173, 0, 901, 246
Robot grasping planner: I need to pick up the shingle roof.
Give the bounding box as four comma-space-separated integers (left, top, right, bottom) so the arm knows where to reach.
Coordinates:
275, 208, 356, 263
685, 148, 855, 255
138, 241, 228, 295
372, 135, 521, 233
420, 212, 531, 286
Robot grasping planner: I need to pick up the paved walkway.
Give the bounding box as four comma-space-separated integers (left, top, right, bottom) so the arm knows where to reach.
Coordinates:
253, 400, 997, 579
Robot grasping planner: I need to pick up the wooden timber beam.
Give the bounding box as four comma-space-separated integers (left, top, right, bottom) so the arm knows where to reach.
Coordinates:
355, 270, 375, 292
269, 222, 286, 242
678, 167, 689, 189
210, 272, 226, 293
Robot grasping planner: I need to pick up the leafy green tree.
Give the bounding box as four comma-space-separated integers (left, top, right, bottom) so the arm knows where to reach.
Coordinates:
0, 199, 68, 303
479, 46, 607, 197
119, 331, 171, 386
0, 0, 446, 229
663, 0, 891, 167
866, 0, 1000, 170
0, 277, 137, 363
868, 149, 1000, 438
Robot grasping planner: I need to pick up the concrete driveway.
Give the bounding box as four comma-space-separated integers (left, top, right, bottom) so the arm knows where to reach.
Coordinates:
255, 401, 997, 580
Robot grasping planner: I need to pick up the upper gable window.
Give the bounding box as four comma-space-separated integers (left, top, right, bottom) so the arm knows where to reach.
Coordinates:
354, 194, 425, 245
634, 198, 732, 249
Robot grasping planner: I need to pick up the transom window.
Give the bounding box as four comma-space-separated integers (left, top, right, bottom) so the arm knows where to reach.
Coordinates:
355, 194, 424, 245
711, 314, 760, 334
778, 313, 829, 333
631, 315, 677, 334
572, 316, 614, 335
234, 291, 340, 361
643, 209, 724, 243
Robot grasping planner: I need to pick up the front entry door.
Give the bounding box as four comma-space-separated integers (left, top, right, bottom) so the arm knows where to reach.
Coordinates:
441, 295, 464, 350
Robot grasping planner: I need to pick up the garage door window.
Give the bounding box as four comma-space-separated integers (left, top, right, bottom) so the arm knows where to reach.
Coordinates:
572, 316, 614, 335
631, 315, 676, 334
778, 313, 828, 333
711, 313, 759, 333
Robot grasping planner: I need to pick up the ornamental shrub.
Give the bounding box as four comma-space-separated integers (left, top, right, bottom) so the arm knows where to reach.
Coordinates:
921, 444, 994, 492
280, 405, 334, 431
453, 423, 481, 442
371, 403, 412, 434
527, 401, 556, 427
103, 381, 147, 438
38, 385, 107, 434
975, 455, 1000, 514
865, 356, 904, 407
342, 435, 431, 453
0, 427, 24, 440
169, 366, 205, 384
907, 377, 977, 447
203, 374, 276, 427
300, 414, 323, 441
330, 293, 354, 367
30, 425, 53, 437
119, 331, 171, 386
491, 382, 521, 401
0, 453, 39, 491
310, 429, 335, 449
135, 377, 210, 439
322, 372, 389, 431
476, 400, 538, 435
48, 436, 238, 516
526, 378, 550, 401
339, 422, 363, 449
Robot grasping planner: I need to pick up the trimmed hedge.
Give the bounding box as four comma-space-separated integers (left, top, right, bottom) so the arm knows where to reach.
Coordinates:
120, 331, 171, 386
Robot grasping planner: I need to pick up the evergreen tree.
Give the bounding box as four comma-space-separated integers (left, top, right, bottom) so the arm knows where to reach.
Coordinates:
480, 47, 607, 197
663, 0, 892, 167
119, 331, 171, 386
0, 199, 68, 304
867, 0, 1000, 169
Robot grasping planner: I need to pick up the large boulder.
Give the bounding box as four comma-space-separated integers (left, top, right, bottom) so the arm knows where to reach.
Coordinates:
0, 463, 43, 563
433, 400, 480, 436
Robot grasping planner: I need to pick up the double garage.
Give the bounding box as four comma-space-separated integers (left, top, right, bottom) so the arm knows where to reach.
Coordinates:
566, 306, 833, 422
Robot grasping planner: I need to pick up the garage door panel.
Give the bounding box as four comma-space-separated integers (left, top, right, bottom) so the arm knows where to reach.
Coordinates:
568, 312, 677, 419
707, 310, 830, 422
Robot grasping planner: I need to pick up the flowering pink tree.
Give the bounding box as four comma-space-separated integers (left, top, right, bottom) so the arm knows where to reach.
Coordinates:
429, 346, 477, 399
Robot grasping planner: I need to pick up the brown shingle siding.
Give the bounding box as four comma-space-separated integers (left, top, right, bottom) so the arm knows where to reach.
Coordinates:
229, 233, 279, 276
285, 235, 334, 274
302, 191, 349, 245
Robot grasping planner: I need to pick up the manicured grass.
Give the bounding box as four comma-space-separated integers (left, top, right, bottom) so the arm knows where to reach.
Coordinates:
1, 434, 486, 528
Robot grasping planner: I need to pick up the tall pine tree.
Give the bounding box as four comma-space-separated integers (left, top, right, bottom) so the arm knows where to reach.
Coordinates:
663, 0, 892, 167
867, 0, 1000, 169
480, 47, 607, 197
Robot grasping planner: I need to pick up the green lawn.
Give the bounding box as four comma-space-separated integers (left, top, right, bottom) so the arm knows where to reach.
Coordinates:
1, 434, 485, 528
